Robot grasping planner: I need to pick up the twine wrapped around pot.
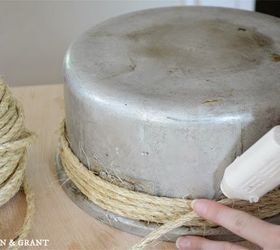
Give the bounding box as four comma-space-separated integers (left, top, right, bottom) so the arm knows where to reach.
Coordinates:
59, 121, 280, 250
0, 80, 35, 249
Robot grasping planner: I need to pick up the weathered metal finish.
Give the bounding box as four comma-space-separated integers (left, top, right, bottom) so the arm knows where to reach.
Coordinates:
64, 7, 280, 199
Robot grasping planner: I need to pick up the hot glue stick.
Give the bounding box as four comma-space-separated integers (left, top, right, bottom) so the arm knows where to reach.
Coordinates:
220, 126, 280, 203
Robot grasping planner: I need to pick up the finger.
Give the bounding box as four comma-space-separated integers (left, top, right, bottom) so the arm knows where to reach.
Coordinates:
192, 199, 277, 248
176, 236, 247, 250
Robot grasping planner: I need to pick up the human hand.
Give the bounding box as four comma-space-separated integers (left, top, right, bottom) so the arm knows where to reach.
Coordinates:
176, 199, 280, 250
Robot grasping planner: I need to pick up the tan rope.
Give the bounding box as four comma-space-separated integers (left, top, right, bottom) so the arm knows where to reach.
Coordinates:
0, 80, 35, 249
59, 121, 280, 249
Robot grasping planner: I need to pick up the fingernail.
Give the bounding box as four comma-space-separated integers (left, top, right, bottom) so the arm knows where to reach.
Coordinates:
191, 199, 197, 209
191, 199, 208, 216
176, 237, 191, 249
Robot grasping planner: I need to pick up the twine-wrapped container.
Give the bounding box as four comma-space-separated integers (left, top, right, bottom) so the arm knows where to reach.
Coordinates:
58, 6, 280, 242
0, 80, 35, 249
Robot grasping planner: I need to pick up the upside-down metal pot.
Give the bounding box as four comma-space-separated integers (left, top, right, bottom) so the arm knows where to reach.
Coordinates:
59, 6, 280, 240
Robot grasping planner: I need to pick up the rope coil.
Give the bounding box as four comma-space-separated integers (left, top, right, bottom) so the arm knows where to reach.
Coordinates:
0, 80, 35, 249
59, 121, 280, 249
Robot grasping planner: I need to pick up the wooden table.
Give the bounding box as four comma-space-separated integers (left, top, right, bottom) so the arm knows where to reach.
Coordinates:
0, 84, 258, 250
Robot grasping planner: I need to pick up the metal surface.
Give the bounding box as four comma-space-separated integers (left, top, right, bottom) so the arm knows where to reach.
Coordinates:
63, 6, 280, 199
56, 153, 280, 241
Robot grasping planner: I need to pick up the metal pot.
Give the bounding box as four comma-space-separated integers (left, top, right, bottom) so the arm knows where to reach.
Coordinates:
60, 6, 280, 240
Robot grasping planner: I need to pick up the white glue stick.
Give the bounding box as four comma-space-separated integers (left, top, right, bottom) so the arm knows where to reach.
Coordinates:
220, 126, 280, 203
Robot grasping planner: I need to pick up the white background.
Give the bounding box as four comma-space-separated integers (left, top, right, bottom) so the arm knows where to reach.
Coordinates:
0, 0, 255, 86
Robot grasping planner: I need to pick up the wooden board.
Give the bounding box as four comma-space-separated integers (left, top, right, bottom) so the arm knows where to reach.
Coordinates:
0, 84, 257, 249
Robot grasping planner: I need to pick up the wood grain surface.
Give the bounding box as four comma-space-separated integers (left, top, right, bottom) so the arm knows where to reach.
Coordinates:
0, 84, 258, 250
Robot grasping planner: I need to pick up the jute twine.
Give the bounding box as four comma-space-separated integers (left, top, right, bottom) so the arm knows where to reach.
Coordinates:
0, 80, 35, 249
59, 121, 280, 250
